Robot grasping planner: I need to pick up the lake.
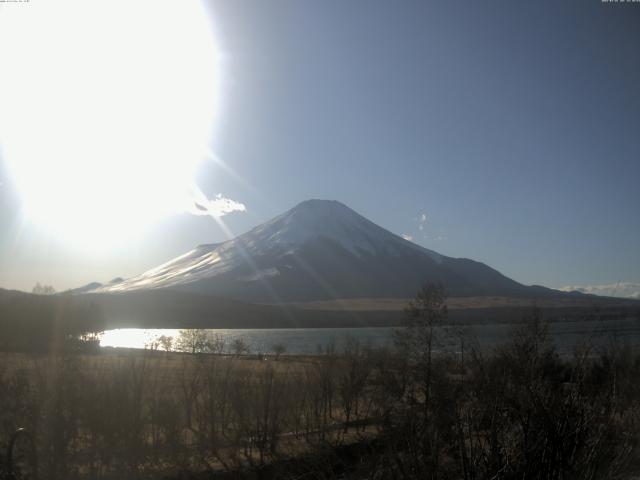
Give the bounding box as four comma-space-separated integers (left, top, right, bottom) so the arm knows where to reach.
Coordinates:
99, 317, 640, 355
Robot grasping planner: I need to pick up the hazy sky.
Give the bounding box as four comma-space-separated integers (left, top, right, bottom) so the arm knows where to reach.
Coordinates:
1, 0, 639, 293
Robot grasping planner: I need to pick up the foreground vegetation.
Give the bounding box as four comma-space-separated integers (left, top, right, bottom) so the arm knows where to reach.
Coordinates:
0, 286, 639, 479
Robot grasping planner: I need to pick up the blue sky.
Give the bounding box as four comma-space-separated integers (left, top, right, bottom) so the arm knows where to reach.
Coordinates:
1, 0, 639, 293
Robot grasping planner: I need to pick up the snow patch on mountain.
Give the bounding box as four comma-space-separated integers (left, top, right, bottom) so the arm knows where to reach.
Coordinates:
247, 199, 443, 261
239, 267, 280, 282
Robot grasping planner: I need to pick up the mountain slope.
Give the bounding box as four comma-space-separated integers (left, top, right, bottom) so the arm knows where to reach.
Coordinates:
96, 199, 557, 302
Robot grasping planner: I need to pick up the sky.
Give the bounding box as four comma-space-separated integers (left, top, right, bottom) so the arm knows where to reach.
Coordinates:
0, 0, 639, 294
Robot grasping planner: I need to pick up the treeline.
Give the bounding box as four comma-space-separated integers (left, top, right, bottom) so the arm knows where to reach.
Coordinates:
0, 292, 106, 352
372, 285, 640, 479
0, 343, 379, 479
0, 287, 639, 479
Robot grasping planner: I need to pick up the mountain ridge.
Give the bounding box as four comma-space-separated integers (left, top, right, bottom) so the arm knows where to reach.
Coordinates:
89, 199, 562, 302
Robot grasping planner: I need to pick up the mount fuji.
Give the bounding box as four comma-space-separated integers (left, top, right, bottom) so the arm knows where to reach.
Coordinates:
92, 199, 558, 303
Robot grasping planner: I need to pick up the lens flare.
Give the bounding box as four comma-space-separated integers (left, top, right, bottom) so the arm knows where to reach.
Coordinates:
0, 0, 219, 249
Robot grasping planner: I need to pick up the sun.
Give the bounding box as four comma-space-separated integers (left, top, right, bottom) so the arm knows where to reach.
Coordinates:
0, 0, 219, 250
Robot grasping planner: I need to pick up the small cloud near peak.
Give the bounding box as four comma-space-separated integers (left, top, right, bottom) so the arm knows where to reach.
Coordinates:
187, 189, 246, 218
418, 212, 428, 230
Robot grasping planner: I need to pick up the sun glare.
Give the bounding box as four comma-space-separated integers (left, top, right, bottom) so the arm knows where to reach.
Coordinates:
0, 0, 219, 249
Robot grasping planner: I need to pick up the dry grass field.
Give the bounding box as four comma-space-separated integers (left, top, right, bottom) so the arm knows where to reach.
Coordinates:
0, 344, 382, 479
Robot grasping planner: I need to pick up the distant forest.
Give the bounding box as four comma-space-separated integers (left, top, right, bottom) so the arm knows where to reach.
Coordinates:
2, 286, 640, 355
0, 290, 106, 351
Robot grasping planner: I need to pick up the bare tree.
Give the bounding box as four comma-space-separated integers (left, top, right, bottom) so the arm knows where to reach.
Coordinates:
338, 337, 370, 432
177, 329, 208, 354
395, 283, 447, 411
158, 335, 173, 352
32, 282, 56, 295
231, 337, 250, 356
271, 342, 287, 360
207, 333, 227, 355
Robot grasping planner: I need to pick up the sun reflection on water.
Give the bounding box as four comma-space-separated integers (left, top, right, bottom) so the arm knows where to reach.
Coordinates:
99, 329, 180, 350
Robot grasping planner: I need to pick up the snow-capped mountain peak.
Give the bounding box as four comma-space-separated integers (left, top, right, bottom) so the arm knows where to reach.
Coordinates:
99, 199, 441, 293
243, 199, 442, 259
94, 199, 528, 301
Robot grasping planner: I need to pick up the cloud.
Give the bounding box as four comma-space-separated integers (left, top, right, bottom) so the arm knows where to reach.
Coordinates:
419, 212, 428, 230
412, 212, 428, 231
558, 282, 640, 299
186, 188, 246, 218
405, 210, 447, 243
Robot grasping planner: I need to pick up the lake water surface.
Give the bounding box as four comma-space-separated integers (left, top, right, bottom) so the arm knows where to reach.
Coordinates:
100, 318, 640, 355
